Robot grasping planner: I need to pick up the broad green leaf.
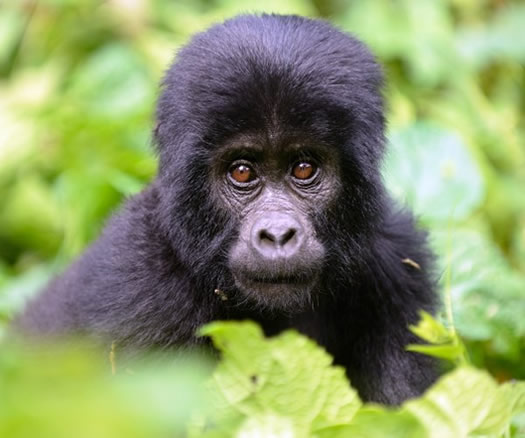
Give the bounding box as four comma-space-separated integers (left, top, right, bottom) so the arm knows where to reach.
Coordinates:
407, 311, 467, 363
236, 413, 296, 438
200, 321, 361, 436
431, 228, 525, 352
406, 344, 466, 363
68, 43, 154, 119
472, 381, 523, 436
409, 310, 453, 345
404, 366, 503, 437
318, 407, 427, 438
383, 122, 484, 223
503, 381, 525, 416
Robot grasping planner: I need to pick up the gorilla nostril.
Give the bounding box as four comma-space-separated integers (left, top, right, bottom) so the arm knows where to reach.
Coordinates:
259, 229, 276, 244
251, 213, 304, 257
280, 228, 297, 246
258, 227, 298, 249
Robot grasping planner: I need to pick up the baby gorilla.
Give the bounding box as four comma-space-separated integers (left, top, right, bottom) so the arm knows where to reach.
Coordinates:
16, 14, 439, 404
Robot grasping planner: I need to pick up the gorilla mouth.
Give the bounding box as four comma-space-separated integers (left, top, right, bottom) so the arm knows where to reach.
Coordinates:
250, 275, 306, 285
232, 270, 319, 311
236, 270, 317, 290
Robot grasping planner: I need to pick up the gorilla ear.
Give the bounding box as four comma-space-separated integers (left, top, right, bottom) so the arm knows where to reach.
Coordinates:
153, 120, 172, 158
154, 121, 161, 139
153, 121, 163, 150
151, 122, 163, 161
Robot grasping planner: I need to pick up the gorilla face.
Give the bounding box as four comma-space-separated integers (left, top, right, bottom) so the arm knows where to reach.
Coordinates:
155, 14, 386, 312
209, 134, 340, 310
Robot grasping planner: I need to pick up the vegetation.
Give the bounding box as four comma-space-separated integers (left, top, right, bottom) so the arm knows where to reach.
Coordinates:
1, 0, 524, 436
2, 320, 524, 437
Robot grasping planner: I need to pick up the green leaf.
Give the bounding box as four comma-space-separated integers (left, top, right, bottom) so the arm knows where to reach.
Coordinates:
318, 407, 427, 438
406, 344, 466, 363
503, 381, 525, 416
431, 228, 525, 354
409, 310, 452, 344
68, 43, 154, 119
200, 321, 361, 436
236, 413, 295, 438
407, 311, 467, 363
404, 366, 508, 437
383, 122, 485, 224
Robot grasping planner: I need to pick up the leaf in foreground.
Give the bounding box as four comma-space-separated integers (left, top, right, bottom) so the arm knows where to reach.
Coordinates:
197, 321, 361, 436
197, 322, 525, 438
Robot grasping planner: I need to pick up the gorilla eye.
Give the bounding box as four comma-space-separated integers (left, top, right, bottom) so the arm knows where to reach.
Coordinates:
292, 162, 316, 180
229, 163, 256, 184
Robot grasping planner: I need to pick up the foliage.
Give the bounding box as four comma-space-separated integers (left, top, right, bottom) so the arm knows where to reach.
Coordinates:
0, 0, 524, 434
2, 320, 524, 437
198, 320, 525, 437
383, 121, 525, 377
0, 341, 211, 438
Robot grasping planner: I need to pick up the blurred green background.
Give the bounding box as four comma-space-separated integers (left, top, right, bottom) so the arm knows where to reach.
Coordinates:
0, 0, 524, 380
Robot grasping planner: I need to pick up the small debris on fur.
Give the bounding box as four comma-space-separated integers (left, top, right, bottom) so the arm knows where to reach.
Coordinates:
402, 258, 421, 270
214, 288, 228, 301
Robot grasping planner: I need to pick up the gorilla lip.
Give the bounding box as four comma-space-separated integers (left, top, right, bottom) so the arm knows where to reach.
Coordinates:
249, 275, 306, 285
236, 270, 317, 287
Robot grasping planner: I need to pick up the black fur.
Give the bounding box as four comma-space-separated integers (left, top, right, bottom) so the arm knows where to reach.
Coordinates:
16, 14, 439, 404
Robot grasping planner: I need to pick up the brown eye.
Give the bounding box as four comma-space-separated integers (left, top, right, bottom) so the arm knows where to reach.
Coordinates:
292, 162, 316, 180
230, 163, 255, 183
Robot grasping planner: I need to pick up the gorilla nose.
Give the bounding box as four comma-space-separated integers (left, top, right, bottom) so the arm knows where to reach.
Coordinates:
251, 213, 304, 258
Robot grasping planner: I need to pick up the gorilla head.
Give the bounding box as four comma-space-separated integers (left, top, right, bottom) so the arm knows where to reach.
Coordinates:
154, 15, 386, 311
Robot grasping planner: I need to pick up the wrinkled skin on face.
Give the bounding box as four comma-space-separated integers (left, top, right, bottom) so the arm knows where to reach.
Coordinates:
210, 135, 339, 310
